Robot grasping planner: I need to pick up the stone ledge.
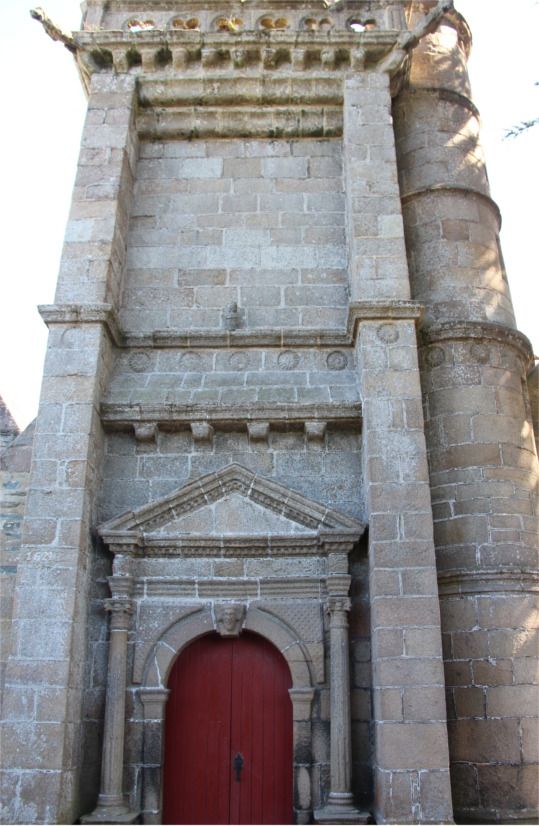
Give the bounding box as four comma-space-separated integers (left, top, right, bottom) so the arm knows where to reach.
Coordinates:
347, 300, 424, 339
420, 321, 534, 367
140, 328, 352, 348
400, 184, 502, 231
103, 533, 359, 557
397, 85, 480, 121
100, 400, 362, 430
137, 104, 343, 139
38, 303, 124, 346
437, 569, 539, 597
38, 303, 428, 351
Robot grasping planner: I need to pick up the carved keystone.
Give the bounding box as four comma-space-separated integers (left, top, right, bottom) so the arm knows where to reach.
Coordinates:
214, 603, 246, 637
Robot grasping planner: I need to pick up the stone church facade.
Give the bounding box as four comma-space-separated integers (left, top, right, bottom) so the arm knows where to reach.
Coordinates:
1, 1, 537, 824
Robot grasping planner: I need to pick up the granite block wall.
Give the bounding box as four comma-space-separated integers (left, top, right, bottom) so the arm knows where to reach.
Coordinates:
121, 138, 348, 333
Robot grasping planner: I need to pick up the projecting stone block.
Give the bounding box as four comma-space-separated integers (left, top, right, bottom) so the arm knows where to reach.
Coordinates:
247, 422, 270, 446
190, 422, 214, 446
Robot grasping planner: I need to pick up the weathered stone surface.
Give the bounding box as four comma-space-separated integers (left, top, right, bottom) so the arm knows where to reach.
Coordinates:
3, 3, 538, 825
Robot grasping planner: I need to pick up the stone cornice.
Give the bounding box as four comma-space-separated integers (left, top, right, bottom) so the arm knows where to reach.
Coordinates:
437, 569, 539, 597
100, 400, 361, 431
141, 327, 351, 348
38, 301, 427, 353
400, 184, 502, 231
101, 532, 362, 557
38, 303, 125, 346
74, 29, 399, 88
347, 300, 424, 339
396, 86, 481, 123
420, 321, 534, 367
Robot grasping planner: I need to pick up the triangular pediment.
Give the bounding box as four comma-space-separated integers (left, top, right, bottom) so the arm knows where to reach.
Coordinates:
98, 463, 364, 546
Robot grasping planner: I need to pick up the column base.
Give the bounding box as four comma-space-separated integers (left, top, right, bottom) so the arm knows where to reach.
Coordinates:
80, 803, 139, 824
315, 794, 372, 824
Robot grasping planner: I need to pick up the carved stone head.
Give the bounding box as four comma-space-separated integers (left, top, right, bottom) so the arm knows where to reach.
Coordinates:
214, 603, 246, 638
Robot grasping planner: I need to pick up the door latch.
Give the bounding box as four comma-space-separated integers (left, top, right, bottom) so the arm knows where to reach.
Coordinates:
233, 752, 244, 782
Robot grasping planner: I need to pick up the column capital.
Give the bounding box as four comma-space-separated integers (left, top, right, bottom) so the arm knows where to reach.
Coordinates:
326, 597, 352, 628
104, 598, 135, 629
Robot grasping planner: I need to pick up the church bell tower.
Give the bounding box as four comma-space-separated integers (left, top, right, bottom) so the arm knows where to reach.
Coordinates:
1, 2, 536, 824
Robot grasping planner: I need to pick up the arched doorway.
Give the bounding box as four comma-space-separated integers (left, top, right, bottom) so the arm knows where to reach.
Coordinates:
163, 632, 294, 825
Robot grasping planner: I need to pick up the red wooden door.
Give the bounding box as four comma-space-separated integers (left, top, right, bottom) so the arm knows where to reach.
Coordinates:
163, 632, 293, 825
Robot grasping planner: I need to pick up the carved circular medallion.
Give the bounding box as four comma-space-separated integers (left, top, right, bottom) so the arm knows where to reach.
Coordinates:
425, 347, 445, 368
228, 352, 250, 371
179, 352, 202, 371
376, 323, 399, 344
128, 352, 151, 373
327, 351, 348, 371
278, 350, 300, 370
470, 343, 491, 364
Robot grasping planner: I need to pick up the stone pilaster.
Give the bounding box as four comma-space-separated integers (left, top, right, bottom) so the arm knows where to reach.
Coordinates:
0, 72, 138, 824
138, 689, 171, 825
344, 72, 410, 304
357, 318, 453, 824
289, 688, 316, 825
343, 59, 452, 825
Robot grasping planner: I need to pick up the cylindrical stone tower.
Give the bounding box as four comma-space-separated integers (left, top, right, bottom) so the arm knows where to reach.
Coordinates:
393, 2, 538, 821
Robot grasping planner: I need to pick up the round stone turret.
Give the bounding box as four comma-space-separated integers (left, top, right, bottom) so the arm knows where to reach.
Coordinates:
393, 3, 539, 821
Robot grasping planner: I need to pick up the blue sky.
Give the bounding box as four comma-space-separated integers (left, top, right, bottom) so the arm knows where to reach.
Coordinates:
1, 0, 537, 428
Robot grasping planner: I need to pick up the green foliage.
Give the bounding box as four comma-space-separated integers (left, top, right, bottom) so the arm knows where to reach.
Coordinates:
504, 83, 539, 140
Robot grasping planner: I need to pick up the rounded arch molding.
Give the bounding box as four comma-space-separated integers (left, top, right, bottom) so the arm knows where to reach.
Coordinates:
139, 602, 314, 693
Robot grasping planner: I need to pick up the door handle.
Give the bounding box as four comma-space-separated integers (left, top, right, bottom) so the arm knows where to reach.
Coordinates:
233, 752, 244, 782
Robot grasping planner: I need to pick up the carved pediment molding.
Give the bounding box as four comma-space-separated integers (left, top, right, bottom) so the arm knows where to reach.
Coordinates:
98, 463, 365, 557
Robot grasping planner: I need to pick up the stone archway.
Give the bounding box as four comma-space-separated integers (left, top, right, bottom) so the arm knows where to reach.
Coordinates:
138, 605, 316, 825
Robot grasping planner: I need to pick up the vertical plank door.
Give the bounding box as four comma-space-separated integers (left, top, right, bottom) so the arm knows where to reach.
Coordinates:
163, 632, 293, 825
